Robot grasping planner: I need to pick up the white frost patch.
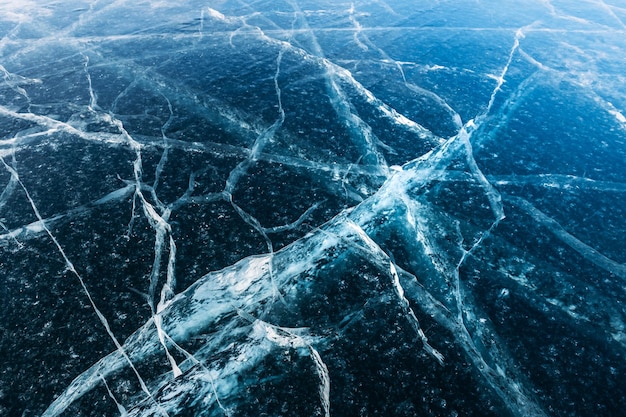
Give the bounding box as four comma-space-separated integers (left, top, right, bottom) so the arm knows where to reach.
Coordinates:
610, 317, 626, 344
207, 7, 226, 21
257, 322, 307, 348
191, 255, 270, 301
390, 262, 404, 299
25, 220, 46, 234
154, 315, 182, 378
546, 298, 587, 320
453, 113, 463, 127
611, 332, 626, 343
309, 346, 331, 417
233, 256, 270, 292
609, 108, 626, 124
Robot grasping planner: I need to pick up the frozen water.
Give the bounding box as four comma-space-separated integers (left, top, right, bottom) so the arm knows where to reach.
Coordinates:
1, 1, 626, 416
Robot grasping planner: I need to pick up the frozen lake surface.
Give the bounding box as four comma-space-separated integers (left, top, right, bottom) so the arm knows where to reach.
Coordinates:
1, 1, 626, 416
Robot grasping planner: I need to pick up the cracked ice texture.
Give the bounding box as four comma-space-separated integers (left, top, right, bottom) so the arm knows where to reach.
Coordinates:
1, 1, 626, 416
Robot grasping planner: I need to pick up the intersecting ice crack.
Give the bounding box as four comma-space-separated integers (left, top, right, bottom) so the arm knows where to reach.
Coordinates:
262, 0, 390, 175
347, 3, 464, 132
542, 0, 626, 29
0, 155, 168, 417
3, 1, 626, 417
236, 310, 331, 417
348, 133, 546, 417
76, 46, 192, 396
10, 8, 518, 415
508, 195, 626, 280
100, 373, 128, 416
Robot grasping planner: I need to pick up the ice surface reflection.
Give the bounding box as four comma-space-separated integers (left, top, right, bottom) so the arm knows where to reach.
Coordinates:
1, 1, 626, 416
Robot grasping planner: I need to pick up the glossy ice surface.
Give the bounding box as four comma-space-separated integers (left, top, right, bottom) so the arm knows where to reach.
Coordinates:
1, 1, 626, 416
